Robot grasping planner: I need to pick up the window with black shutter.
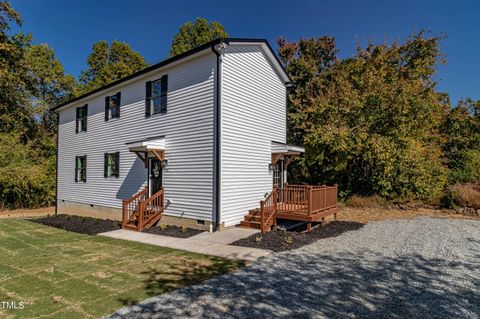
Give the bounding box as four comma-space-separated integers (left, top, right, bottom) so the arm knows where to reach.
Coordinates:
75, 156, 87, 182
76, 104, 88, 133
104, 152, 120, 177
146, 75, 168, 116
105, 92, 121, 121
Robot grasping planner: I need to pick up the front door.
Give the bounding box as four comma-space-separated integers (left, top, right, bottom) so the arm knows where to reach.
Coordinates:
149, 158, 163, 196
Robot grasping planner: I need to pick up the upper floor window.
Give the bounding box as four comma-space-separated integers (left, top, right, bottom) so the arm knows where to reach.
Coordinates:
145, 75, 168, 117
75, 155, 87, 182
104, 152, 120, 177
105, 92, 121, 121
76, 104, 88, 133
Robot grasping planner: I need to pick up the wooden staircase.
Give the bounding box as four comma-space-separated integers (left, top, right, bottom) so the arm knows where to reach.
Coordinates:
122, 187, 165, 231
239, 208, 263, 230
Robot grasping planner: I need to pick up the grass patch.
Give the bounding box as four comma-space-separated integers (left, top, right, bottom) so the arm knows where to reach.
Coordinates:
0, 220, 243, 318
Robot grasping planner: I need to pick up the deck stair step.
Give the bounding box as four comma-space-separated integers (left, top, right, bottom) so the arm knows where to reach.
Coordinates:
239, 220, 262, 229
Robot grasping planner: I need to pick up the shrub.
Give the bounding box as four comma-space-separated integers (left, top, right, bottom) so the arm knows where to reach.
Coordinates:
450, 150, 480, 184
447, 183, 480, 209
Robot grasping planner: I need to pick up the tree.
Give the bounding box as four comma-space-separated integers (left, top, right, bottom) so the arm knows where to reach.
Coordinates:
0, 1, 35, 140
278, 32, 449, 202
442, 98, 480, 183
0, 1, 58, 208
170, 17, 228, 57
25, 44, 77, 133
79, 40, 148, 94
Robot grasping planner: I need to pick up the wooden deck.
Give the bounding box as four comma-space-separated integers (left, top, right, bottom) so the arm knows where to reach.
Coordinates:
240, 184, 339, 233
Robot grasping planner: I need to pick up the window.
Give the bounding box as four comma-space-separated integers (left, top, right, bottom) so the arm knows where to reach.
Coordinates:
76, 104, 88, 133
105, 92, 121, 121
272, 163, 281, 187
145, 75, 168, 117
75, 156, 87, 182
104, 152, 120, 177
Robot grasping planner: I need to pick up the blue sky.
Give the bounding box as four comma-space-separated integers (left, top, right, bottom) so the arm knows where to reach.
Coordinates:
10, 0, 480, 104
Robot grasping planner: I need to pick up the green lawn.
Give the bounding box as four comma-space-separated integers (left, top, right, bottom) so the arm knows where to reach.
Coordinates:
0, 219, 243, 319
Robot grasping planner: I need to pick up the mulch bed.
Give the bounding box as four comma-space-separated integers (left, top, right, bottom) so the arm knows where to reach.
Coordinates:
231, 220, 365, 252
29, 214, 121, 235
143, 225, 204, 238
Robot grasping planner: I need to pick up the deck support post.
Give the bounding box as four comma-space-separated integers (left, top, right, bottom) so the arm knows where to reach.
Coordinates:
334, 213, 337, 221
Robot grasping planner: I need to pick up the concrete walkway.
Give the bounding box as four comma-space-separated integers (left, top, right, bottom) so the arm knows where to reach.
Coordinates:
99, 227, 269, 262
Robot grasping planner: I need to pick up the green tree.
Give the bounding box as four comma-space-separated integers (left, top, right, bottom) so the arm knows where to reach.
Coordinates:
0, 1, 35, 140
279, 32, 449, 202
170, 17, 228, 57
0, 2, 59, 208
442, 98, 480, 182
79, 40, 148, 94
25, 44, 77, 133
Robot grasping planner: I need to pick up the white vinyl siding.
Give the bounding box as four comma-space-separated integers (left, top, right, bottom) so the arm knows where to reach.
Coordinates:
220, 44, 287, 226
57, 52, 215, 221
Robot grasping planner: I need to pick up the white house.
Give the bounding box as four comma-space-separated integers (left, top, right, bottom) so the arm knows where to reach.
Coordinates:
53, 38, 314, 231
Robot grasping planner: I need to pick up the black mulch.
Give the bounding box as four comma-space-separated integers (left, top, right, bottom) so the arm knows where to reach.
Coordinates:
231, 221, 365, 252
29, 214, 121, 235
143, 225, 204, 238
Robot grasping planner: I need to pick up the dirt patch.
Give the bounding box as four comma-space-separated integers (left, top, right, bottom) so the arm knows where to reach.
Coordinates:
337, 206, 480, 224
29, 214, 121, 235
143, 225, 204, 238
0, 207, 54, 219
231, 221, 365, 252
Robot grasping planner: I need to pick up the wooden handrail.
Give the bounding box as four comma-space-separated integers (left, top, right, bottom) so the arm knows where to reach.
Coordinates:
122, 187, 148, 227
138, 188, 164, 231
260, 187, 277, 233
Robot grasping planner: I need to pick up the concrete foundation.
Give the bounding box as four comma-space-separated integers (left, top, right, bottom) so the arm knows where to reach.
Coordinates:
56, 200, 220, 231
57, 200, 122, 220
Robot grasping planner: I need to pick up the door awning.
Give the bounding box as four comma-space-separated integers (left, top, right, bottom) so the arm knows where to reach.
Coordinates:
126, 136, 166, 167
126, 136, 165, 152
271, 141, 305, 166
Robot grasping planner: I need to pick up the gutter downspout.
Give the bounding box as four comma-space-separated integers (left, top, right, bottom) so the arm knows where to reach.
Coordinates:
54, 111, 59, 215
211, 41, 227, 231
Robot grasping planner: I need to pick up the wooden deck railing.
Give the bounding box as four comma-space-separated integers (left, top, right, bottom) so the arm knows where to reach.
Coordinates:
259, 184, 338, 233
137, 188, 164, 231
260, 187, 278, 233
122, 187, 148, 227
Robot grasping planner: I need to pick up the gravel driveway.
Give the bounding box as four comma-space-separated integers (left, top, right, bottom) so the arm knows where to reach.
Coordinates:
107, 217, 480, 318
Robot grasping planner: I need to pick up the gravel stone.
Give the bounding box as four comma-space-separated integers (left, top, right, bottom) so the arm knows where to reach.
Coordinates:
106, 217, 480, 319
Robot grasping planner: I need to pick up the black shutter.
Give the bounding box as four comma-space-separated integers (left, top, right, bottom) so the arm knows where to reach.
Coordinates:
160, 75, 168, 113
84, 104, 88, 131
116, 92, 121, 118
115, 152, 120, 177
83, 155, 87, 182
75, 108, 80, 133
145, 81, 152, 117
105, 96, 110, 121
104, 153, 108, 177
75, 156, 78, 182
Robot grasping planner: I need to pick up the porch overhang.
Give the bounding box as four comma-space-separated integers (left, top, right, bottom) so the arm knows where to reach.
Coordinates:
271, 141, 305, 166
126, 136, 166, 167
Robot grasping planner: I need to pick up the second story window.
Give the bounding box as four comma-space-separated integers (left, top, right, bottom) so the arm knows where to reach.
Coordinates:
105, 92, 121, 121
76, 104, 88, 133
145, 75, 168, 117
75, 156, 87, 182
104, 152, 120, 177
